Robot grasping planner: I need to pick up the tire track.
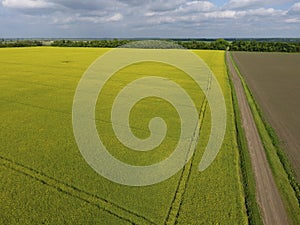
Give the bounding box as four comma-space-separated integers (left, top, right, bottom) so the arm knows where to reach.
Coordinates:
164, 70, 212, 225
164, 99, 208, 225
0, 155, 156, 225
226, 51, 289, 225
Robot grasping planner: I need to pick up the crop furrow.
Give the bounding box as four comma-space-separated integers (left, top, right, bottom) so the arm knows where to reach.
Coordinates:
0, 155, 156, 225
164, 73, 212, 225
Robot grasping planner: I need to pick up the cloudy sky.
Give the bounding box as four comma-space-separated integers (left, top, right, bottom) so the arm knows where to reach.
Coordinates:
1, 0, 300, 38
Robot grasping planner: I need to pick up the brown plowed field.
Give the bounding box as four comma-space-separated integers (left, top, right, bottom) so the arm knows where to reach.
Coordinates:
232, 52, 300, 179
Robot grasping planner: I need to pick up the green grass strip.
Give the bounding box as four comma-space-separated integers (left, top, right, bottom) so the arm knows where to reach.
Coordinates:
226, 53, 263, 225
230, 52, 300, 225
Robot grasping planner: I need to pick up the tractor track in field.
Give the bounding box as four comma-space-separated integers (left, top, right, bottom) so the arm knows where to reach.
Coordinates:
0, 155, 156, 225
164, 69, 212, 225
226, 52, 289, 225
164, 99, 208, 225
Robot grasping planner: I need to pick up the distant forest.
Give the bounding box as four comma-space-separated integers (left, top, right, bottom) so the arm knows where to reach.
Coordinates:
1, 38, 300, 52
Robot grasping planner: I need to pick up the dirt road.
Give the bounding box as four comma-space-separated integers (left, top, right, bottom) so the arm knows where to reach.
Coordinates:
226, 52, 289, 225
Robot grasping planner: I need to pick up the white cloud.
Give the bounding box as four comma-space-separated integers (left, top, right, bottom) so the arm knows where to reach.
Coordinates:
106, 13, 123, 22
245, 7, 283, 16
2, 0, 55, 9
204, 10, 237, 19
225, 0, 262, 9
286, 2, 300, 24
290, 2, 300, 12
182, 1, 216, 12
1, 0, 300, 37
50, 12, 123, 25
285, 18, 300, 22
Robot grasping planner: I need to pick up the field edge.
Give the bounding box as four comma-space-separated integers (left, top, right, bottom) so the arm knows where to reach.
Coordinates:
225, 52, 263, 225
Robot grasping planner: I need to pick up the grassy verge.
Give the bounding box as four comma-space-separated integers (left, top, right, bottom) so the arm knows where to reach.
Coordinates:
226, 54, 263, 225
230, 52, 300, 225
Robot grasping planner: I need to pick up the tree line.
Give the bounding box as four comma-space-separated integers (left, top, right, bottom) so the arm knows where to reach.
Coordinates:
0, 40, 43, 48
1, 39, 299, 52
230, 40, 300, 52
50, 39, 132, 48
179, 39, 300, 52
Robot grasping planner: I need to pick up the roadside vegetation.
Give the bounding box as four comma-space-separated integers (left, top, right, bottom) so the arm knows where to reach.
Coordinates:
226, 60, 263, 225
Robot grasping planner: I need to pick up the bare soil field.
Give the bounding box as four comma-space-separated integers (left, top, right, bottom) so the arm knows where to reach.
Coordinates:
232, 52, 300, 179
